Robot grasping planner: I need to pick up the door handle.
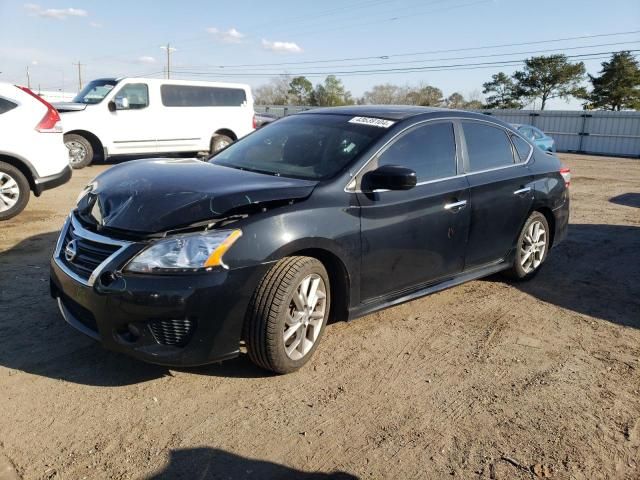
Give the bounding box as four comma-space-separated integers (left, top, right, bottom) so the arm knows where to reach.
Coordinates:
513, 187, 532, 196
444, 200, 467, 211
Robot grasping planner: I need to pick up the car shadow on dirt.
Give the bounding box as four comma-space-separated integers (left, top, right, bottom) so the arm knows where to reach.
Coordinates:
0, 223, 637, 387
610, 192, 640, 208
146, 447, 358, 479
485, 223, 640, 329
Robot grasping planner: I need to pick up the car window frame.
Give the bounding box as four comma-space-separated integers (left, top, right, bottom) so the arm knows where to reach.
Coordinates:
351, 119, 463, 192
111, 82, 150, 111
345, 116, 533, 193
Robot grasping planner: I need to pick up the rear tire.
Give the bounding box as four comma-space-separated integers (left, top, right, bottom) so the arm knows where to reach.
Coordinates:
504, 211, 550, 281
210, 134, 233, 154
64, 134, 94, 169
0, 161, 30, 221
244, 256, 331, 374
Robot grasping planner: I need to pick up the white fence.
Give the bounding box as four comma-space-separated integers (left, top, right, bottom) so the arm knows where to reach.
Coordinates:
255, 106, 640, 158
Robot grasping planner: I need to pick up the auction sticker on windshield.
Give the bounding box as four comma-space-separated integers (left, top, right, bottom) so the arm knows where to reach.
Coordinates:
348, 116, 395, 128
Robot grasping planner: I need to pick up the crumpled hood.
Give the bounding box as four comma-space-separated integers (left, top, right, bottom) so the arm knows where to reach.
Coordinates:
77, 158, 318, 234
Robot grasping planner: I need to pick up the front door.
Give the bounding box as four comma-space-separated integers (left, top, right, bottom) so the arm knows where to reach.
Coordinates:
356, 121, 471, 302
461, 120, 534, 268
106, 82, 157, 154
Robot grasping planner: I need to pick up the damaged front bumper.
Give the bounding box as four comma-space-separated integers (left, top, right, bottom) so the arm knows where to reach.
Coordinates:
49, 214, 270, 367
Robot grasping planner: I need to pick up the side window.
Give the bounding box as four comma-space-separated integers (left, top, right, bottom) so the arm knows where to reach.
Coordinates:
511, 135, 532, 162
0, 97, 17, 114
161, 85, 247, 107
114, 83, 149, 110
376, 122, 457, 182
462, 122, 515, 172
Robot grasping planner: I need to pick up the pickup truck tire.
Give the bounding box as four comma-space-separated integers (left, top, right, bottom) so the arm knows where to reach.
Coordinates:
210, 134, 233, 154
64, 134, 94, 169
244, 256, 331, 374
0, 161, 30, 221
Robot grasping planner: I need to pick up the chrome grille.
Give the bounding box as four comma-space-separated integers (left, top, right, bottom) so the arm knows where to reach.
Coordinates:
54, 215, 131, 286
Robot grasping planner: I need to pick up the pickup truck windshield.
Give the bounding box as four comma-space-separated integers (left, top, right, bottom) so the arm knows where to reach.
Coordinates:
72, 79, 118, 104
211, 114, 389, 180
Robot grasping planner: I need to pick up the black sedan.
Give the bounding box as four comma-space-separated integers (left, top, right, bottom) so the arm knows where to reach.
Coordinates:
50, 106, 570, 374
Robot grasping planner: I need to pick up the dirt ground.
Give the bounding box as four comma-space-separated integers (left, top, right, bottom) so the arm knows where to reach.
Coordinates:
0, 153, 639, 480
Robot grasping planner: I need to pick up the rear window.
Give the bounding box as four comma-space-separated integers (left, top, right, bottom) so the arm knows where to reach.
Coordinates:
211, 114, 388, 180
462, 121, 515, 172
161, 85, 247, 107
0, 97, 17, 114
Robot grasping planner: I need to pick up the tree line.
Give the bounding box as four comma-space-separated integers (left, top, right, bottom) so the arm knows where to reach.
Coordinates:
254, 51, 640, 111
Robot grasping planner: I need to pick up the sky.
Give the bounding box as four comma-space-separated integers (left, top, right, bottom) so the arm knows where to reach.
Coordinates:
1, 0, 639, 109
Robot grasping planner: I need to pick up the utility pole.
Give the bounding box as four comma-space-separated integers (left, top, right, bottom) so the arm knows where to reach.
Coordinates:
72, 61, 83, 90
26, 66, 31, 89
160, 44, 176, 79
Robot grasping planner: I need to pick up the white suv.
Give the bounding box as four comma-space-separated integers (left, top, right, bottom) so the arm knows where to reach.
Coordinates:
0, 83, 71, 220
56, 77, 256, 169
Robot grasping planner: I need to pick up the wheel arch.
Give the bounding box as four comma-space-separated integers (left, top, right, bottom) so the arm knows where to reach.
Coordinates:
0, 153, 37, 193
65, 129, 105, 160
533, 206, 556, 248
290, 248, 351, 324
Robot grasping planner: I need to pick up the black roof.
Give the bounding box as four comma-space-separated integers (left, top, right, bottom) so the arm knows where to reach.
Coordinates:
301, 105, 450, 121
301, 105, 516, 130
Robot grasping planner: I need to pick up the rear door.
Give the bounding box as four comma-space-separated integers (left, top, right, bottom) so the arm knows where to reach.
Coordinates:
461, 120, 534, 268
356, 120, 471, 301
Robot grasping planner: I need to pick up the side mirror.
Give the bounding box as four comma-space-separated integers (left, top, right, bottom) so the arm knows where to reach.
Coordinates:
108, 101, 116, 112
114, 97, 129, 110
362, 165, 417, 191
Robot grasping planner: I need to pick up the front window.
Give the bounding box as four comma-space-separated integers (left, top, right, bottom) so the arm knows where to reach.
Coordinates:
72, 79, 118, 104
211, 114, 389, 180
113, 83, 149, 110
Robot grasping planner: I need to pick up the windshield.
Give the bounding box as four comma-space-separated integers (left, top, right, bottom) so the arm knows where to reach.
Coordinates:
211, 114, 389, 180
72, 79, 118, 104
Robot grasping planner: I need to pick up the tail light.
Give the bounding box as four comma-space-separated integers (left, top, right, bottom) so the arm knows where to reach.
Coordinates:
252, 114, 258, 129
16, 85, 62, 133
560, 167, 571, 187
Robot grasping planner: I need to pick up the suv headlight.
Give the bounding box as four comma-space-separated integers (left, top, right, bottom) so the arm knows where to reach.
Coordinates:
125, 229, 242, 273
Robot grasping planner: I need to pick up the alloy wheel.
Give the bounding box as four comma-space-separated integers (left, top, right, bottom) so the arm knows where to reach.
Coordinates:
520, 220, 547, 274
0, 172, 20, 212
283, 273, 327, 361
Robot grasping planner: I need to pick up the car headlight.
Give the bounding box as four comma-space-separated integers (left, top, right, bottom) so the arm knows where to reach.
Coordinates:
125, 229, 242, 273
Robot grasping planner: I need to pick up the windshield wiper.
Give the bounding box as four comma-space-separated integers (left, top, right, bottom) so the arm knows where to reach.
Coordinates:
231, 165, 281, 177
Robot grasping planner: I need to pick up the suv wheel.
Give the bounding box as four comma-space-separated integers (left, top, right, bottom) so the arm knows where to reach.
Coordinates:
0, 161, 30, 220
64, 134, 94, 169
505, 211, 550, 280
244, 256, 331, 374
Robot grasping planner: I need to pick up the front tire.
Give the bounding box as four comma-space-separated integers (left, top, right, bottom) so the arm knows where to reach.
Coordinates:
0, 161, 30, 221
244, 256, 331, 374
64, 134, 94, 169
505, 211, 550, 280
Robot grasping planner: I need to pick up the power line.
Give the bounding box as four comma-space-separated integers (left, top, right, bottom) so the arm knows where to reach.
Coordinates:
170, 50, 638, 78
178, 41, 640, 72
181, 30, 640, 69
